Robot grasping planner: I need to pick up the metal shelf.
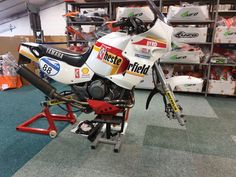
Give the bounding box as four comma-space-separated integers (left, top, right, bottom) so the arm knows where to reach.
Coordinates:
214, 43, 236, 45
65, 1, 109, 8
206, 92, 236, 97
68, 40, 88, 43
67, 21, 104, 25
187, 42, 212, 45
218, 10, 236, 13
161, 62, 209, 65
169, 20, 215, 25
174, 90, 206, 95
210, 63, 236, 67
161, 0, 218, 5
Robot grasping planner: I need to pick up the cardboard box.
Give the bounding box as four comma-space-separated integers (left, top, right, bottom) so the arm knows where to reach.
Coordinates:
160, 51, 201, 63
0, 36, 33, 61
0, 35, 67, 85
116, 6, 155, 22
167, 5, 209, 22
214, 27, 236, 43
172, 27, 207, 43
208, 80, 236, 95
175, 82, 203, 92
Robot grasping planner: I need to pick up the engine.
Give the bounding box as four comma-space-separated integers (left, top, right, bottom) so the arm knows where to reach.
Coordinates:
71, 77, 123, 101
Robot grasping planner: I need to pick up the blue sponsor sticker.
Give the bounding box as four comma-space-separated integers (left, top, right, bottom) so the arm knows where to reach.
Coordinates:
40, 57, 60, 76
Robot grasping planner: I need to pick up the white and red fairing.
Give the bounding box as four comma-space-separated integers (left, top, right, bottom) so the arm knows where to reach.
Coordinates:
86, 19, 173, 90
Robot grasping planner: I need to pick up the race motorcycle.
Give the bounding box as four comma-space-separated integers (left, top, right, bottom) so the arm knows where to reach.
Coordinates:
16, 0, 202, 126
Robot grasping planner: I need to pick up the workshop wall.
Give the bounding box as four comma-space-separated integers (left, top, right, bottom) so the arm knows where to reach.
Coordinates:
0, 3, 65, 36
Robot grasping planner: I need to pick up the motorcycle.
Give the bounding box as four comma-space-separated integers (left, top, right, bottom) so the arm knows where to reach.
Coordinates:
16, 0, 202, 127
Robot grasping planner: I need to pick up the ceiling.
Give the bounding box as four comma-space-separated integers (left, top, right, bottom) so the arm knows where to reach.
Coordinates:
0, 0, 62, 25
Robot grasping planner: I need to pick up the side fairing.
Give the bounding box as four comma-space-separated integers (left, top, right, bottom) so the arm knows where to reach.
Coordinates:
39, 57, 94, 84
86, 32, 131, 77
108, 20, 173, 90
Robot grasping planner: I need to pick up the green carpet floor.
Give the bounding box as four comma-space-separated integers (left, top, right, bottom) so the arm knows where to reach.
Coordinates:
9, 90, 236, 177
0, 83, 72, 177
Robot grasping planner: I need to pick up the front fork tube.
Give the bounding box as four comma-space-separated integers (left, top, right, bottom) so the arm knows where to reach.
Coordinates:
154, 62, 186, 126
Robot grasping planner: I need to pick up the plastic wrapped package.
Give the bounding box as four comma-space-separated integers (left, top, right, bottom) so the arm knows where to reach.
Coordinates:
167, 5, 209, 22
0, 52, 22, 91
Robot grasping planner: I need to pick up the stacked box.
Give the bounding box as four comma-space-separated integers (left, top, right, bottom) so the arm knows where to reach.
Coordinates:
160, 51, 201, 63
167, 5, 209, 22
172, 27, 208, 43
214, 27, 236, 43
208, 80, 236, 95
116, 6, 155, 22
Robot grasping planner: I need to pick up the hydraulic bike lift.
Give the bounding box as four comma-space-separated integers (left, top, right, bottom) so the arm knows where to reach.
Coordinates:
16, 98, 77, 138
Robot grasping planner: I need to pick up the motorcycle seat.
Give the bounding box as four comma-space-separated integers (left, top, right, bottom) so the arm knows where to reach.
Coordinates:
41, 45, 92, 67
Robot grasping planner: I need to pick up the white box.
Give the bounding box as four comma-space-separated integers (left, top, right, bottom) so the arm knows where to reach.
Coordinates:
208, 80, 236, 95
172, 27, 208, 43
167, 5, 209, 22
116, 6, 155, 22
160, 51, 201, 63
214, 27, 236, 43
175, 82, 203, 92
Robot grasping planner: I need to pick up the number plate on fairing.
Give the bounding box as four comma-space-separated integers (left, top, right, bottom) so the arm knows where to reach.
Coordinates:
39, 57, 60, 76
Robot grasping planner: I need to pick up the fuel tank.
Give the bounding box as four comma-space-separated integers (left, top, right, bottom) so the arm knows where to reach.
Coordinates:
86, 32, 131, 77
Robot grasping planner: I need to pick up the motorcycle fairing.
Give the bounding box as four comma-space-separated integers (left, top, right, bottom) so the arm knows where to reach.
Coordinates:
86, 32, 131, 77
19, 43, 40, 62
39, 57, 94, 84
107, 19, 173, 90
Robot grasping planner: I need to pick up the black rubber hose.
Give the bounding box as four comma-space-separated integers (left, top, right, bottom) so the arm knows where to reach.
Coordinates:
17, 65, 57, 98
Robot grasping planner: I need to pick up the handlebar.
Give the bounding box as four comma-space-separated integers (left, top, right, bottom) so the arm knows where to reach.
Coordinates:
112, 18, 130, 28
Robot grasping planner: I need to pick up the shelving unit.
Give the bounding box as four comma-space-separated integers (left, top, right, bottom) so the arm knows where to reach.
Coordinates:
64, 0, 111, 48
64, 0, 236, 96
207, 0, 236, 96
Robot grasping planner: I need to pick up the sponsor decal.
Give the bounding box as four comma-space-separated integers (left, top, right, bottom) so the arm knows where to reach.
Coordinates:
75, 69, 80, 78
82, 67, 89, 74
181, 11, 199, 17
165, 91, 180, 112
135, 53, 150, 59
170, 55, 187, 60
224, 30, 236, 37
128, 12, 143, 17
97, 45, 109, 60
141, 48, 151, 54
94, 42, 130, 75
126, 62, 150, 77
96, 44, 122, 66
40, 57, 60, 76
103, 51, 123, 66
46, 48, 64, 59
133, 38, 166, 48
81, 67, 90, 78
174, 31, 199, 38
184, 84, 196, 87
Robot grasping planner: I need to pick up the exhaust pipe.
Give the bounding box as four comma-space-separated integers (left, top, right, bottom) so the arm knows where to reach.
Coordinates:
17, 65, 59, 98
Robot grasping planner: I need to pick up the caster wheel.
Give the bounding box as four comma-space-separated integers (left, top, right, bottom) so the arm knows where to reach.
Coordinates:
73, 113, 77, 119
49, 130, 57, 138
114, 149, 119, 153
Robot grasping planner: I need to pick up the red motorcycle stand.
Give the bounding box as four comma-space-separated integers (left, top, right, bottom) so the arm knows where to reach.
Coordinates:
16, 103, 76, 138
